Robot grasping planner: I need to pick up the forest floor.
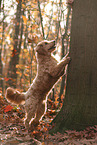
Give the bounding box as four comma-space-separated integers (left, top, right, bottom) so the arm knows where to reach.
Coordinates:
0, 96, 97, 145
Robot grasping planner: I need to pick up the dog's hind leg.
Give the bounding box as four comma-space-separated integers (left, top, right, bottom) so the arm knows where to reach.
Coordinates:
30, 101, 45, 128
24, 97, 39, 129
24, 111, 34, 129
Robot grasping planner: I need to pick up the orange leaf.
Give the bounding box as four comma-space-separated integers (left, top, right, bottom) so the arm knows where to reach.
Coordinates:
22, 4, 26, 9
43, 127, 48, 132
32, 35, 38, 43
17, 22, 19, 26
4, 105, 13, 113
16, 0, 19, 3
12, 49, 17, 57
55, 96, 59, 106
28, 38, 33, 43
61, 94, 64, 100
22, 15, 27, 24
4, 77, 9, 81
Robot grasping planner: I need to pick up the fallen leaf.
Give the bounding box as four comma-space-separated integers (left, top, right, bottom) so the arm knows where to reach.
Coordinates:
0, 114, 4, 122
4, 105, 13, 113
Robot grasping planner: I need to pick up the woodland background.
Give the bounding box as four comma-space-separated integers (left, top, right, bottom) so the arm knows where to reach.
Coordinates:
0, 0, 97, 144
0, 0, 71, 95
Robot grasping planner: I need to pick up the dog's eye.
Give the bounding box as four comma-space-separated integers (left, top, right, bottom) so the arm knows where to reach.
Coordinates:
45, 42, 48, 45
39, 44, 43, 47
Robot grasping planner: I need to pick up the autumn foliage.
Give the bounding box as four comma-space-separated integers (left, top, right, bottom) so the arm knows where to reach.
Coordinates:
1, 0, 97, 144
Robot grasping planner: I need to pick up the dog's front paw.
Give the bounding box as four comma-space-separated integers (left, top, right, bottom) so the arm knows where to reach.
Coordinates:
65, 52, 69, 58
65, 57, 71, 64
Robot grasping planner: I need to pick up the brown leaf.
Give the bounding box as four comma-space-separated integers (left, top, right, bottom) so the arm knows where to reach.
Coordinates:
0, 114, 4, 122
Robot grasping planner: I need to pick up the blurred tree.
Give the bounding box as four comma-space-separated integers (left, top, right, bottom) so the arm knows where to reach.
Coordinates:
0, 0, 2, 12
59, 5, 71, 101
50, 0, 97, 133
1, 0, 70, 100
7, 0, 23, 87
0, 0, 4, 94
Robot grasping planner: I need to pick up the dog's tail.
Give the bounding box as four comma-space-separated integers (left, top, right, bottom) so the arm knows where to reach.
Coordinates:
5, 87, 25, 105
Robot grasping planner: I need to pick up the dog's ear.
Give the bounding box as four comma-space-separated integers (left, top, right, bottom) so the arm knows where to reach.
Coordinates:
35, 44, 47, 55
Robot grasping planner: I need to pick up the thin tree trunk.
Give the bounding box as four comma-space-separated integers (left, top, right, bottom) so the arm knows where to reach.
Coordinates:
50, 0, 97, 133
59, 6, 71, 99
0, 0, 4, 94
7, 0, 22, 87
0, 0, 2, 12
37, 0, 45, 39
0, 44, 3, 92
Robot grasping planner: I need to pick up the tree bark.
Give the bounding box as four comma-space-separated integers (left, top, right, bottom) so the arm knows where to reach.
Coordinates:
50, 0, 97, 133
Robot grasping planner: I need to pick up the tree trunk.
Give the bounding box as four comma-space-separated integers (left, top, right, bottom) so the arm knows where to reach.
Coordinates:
7, 0, 22, 87
0, 47, 3, 91
0, 0, 4, 94
50, 0, 97, 133
59, 6, 71, 100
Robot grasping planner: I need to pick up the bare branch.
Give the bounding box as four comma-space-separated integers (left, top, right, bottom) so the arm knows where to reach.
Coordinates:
37, 0, 45, 39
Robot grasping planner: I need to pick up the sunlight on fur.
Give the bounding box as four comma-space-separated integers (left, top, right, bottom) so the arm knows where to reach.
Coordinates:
5, 40, 70, 130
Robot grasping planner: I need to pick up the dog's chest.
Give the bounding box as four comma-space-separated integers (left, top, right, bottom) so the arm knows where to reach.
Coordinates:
35, 56, 59, 93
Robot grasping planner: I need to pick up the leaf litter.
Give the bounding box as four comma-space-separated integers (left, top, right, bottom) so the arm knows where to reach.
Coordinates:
0, 96, 97, 144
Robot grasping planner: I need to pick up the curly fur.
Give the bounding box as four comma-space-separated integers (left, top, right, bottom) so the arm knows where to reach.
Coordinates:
5, 40, 70, 130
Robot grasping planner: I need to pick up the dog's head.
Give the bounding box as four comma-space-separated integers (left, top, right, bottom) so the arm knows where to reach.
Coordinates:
35, 40, 56, 55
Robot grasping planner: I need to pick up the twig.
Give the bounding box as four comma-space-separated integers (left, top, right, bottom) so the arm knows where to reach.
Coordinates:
46, 2, 54, 39
37, 0, 45, 39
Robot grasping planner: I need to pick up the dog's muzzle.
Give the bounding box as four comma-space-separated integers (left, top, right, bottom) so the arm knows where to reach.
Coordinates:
48, 40, 56, 51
